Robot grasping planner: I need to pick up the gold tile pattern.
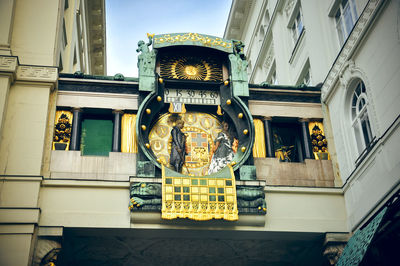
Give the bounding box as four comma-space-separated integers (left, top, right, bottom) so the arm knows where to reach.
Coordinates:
161, 165, 238, 221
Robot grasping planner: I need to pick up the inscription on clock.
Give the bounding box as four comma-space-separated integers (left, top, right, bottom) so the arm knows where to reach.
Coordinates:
164, 88, 220, 105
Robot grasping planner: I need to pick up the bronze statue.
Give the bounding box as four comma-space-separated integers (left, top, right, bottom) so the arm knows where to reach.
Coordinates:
136, 34, 156, 76
170, 120, 186, 173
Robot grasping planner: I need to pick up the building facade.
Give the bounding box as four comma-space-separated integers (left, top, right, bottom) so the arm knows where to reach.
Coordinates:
0, 0, 106, 265
225, 0, 400, 263
1, 0, 398, 265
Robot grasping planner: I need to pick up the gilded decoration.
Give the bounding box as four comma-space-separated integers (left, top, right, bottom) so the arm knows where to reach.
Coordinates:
161, 165, 238, 221
52, 111, 73, 150
154, 33, 232, 51
121, 114, 138, 153
129, 182, 266, 215
160, 55, 223, 81
148, 112, 222, 176
308, 121, 330, 160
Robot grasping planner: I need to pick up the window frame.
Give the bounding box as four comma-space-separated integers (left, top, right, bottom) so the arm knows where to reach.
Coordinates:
333, 0, 358, 46
349, 79, 375, 156
290, 7, 304, 45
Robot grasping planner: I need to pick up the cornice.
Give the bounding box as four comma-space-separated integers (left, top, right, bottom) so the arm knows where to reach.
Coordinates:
321, 0, 385, 103
0, 55, 18, 72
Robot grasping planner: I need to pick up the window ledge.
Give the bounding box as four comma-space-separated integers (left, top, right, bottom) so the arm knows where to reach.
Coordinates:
355, 137, 378, 167
289, 28, 305, 64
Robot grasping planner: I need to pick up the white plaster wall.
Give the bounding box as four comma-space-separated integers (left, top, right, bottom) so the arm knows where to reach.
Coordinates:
344, 125, 400, 230
326, 1, 400, 230
353, 1, 400, 134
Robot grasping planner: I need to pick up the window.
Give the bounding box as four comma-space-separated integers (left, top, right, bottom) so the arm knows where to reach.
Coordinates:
62, 18, 67, 48
291, 7, 304, 43
335, 0, 358, 46
303, 70, 311, 85
269, 70, 278, 85
272, 122, 303, 162
351, 80, 374, 153
267, 61, 278, 85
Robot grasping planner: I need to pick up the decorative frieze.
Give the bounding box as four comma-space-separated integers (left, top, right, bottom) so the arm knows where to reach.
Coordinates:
321, 0, 384, 102
285, 0, 295, 17
0, 55, 18, 72
16, 65, 58, 83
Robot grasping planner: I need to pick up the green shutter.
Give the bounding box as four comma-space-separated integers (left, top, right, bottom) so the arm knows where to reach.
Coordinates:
80, 119, 113, 156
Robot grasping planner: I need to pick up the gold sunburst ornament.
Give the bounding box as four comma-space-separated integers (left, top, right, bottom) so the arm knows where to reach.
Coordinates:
160, 55, 222, 81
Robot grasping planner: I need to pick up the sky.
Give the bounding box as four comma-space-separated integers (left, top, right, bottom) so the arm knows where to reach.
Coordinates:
106, 0, 232, 77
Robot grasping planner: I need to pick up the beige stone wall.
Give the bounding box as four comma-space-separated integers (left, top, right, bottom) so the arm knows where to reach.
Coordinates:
0, 233, 34, 266
254, 158, 337, 187
264, 187, 347, 232
249, 100, 323, 119
0, 177, 41, 266
0, 81, 52, 175
50, 151, 137, 180
39, 180, 130, 228
11, 0, 59, 66
131, 187, 348, 233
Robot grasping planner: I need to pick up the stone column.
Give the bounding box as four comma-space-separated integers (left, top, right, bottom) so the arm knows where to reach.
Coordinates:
112, 110, 123, 152
263, 117, 274, 157
70, 108, 82, 151
299, 118, 313, 159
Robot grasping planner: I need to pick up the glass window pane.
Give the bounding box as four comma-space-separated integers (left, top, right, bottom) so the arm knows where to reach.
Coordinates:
355, 82, 361, 96
336, 17, 345, 45
361, 112, 373, 145
343, 5, 354, 37
353, 122, 364, 152
358, 98, 366, 111
352, 106, 357, 120
297, 19, 303, 35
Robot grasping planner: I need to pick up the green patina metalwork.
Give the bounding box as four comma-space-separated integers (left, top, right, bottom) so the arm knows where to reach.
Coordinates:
137, 35, 157, 92
229, 40, 249, 97
337, 207, 387, 266
239, 165, 257, 181
129, 181, 266, 214
153, 33, 233, 53
136, 161, 155, 178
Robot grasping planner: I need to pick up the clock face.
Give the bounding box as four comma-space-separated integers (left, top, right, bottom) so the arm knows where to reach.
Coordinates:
160, 55, 223, 82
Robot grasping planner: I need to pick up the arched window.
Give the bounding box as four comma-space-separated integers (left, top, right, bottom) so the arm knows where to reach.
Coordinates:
350, 79, 374, 153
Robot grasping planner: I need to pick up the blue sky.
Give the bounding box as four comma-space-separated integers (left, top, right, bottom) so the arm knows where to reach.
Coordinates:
106, 0, 232, 77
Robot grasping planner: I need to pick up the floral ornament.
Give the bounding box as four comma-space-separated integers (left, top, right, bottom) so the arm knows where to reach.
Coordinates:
311, 124, 328, 153
53, 114, 72, 143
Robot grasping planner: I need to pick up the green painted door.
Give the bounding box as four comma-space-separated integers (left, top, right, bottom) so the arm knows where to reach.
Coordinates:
80, 119, 113, 156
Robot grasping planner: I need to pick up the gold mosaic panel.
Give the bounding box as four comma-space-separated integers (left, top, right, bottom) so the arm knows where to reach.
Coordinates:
161, 165, 238, 221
